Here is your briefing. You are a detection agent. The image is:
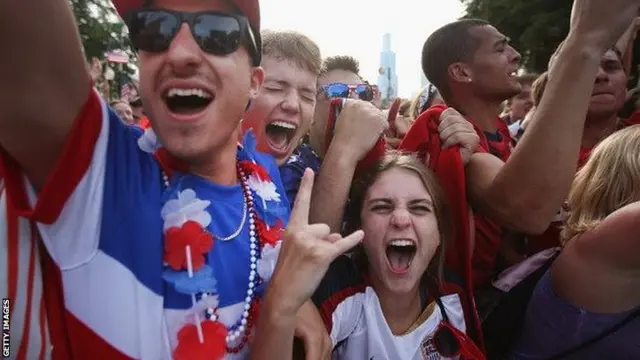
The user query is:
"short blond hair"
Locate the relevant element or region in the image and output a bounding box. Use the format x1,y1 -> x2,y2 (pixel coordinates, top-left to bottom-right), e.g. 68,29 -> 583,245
561,125 -> 640,243
261,30 -> 322,76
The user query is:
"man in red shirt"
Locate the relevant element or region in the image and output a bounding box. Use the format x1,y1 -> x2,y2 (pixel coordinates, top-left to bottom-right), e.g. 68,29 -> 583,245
421,11 -> 640,289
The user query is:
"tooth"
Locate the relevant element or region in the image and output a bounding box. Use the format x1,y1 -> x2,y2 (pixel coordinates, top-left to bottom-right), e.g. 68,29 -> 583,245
271,121 -> 296,129
390,240 -> 413,247
167,88 -> 212,98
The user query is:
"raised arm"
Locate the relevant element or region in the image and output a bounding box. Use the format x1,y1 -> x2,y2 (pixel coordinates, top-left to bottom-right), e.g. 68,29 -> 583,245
616,17 -> 639,75
0,0 -> 91,188
466,2 -> 640,235
252,170 -> 364,359
309,100 -> 388,232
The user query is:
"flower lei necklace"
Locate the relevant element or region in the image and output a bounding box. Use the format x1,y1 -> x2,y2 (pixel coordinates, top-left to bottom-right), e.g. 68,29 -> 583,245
143,130 -> 284,360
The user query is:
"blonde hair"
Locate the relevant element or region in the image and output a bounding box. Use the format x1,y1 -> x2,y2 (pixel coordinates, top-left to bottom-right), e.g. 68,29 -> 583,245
561,125 -> 640,243
261,30 -> 322,76
409,85 -> 437,119
531,72 -> 548,106
345,151 -> 453,282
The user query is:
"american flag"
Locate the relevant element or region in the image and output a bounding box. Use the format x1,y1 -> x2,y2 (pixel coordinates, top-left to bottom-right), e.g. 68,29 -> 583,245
120,82 -> 132,101
105,50 -> 130,64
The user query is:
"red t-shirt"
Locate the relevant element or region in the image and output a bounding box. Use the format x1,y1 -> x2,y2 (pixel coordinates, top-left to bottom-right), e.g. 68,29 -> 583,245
470,119 -> 515,288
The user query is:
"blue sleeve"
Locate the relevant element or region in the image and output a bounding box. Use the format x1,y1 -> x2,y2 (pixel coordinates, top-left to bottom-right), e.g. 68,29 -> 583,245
278,161 -> 305,207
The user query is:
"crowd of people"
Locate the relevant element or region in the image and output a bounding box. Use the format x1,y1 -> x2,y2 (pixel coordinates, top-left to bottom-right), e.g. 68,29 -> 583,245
1,0 -> 640,359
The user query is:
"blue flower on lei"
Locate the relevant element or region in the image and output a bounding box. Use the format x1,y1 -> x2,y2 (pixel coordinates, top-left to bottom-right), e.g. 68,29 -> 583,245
237,130 -> 258,163
163,265 -> 218,295
254,197 -> 288,226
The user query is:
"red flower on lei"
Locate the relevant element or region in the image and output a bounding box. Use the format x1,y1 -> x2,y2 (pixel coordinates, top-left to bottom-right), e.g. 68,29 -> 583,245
164,220 -> 214,271
255,218 -> 283,247
239,160 -> 271,182
174,320 -> 228,360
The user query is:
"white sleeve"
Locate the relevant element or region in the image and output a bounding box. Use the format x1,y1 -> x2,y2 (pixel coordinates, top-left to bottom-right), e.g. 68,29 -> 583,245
329,292 -> 365,346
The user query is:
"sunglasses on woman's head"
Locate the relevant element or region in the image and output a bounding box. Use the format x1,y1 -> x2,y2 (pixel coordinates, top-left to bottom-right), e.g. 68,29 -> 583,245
125,9 -> 260,65
320,82 -> 374,102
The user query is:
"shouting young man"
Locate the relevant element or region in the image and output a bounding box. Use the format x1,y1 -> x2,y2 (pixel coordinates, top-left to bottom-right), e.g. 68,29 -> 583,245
241,30 -> 324,204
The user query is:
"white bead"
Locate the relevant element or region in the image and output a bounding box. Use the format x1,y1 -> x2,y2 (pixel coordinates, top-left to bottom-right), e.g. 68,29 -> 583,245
250,270 -> 256,277
244,304 -> 251,311
241,318 -> 247,326
249,282 -> 254,289
250,256 -> 256,263
249,230 -> 255,237
249,274 -> 255,281
248,289 -> 254,296
238,325 -> 245,333
250,263 -> 256,270
250,224 -> 255,230
250,243 -> 257,249
250,250 -> 256,256
245,296 -> 252,303
243,311 -> 249,318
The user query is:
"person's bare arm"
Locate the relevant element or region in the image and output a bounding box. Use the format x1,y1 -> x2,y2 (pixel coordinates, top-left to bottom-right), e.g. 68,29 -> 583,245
309,143 -> 359,233
0,0 -> 91,188
576,201 -> 640,272
466,37 -> 615,235
616,17 -> 639,75
309,101 -> 388,233
552,201 -> 640,313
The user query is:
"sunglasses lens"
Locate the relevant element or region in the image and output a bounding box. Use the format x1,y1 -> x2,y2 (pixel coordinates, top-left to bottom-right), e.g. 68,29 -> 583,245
356,85 -> 373,101
326,84 -> 349,98
193,15 -> 242,55
434,325 -> 461,357
130,11 -> 179,52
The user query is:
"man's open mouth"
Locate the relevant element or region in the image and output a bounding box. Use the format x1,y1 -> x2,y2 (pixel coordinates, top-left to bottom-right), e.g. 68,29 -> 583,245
385,239 -> 417,274
265,121 -> 297,152
163,88 -> 213,114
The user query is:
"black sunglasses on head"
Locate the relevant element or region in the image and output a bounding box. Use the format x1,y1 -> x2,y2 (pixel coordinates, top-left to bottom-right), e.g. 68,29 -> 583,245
125,9 -> 260,65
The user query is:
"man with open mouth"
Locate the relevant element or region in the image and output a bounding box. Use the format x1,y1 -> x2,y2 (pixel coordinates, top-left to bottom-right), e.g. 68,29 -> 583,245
0,0 -> 326,359
242,30 -> 322,169
241,30 -> 325,205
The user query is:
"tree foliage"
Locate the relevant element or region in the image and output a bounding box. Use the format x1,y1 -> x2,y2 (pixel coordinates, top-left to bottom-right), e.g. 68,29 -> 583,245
462,0 -> 640,87
70,0 -> 137,98
462,0 -> 573,73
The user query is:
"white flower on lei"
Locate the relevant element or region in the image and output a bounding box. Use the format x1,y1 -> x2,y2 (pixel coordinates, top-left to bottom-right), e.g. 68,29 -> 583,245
161,189 -> 212,230
247,174 -> 280,203
185,294 -> 219,323
137,128 -> 162,154
257,241 -> 281,282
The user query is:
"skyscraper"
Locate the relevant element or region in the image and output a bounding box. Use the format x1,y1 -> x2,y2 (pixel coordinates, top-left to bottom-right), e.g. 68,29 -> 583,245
420,72 -> 429,89
377,33 -> 398,102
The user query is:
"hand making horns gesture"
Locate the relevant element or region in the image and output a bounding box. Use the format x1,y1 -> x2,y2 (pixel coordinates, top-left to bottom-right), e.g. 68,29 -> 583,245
267,169 -> 365,313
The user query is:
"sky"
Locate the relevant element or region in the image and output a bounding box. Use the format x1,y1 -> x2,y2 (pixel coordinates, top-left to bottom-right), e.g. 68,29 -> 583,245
260,0 -> 466,98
